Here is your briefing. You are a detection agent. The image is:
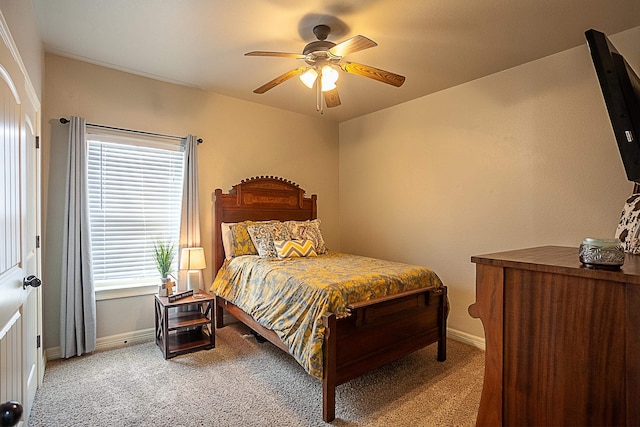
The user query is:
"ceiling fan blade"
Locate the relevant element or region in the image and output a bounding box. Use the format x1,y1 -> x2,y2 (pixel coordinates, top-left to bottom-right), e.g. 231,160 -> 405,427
341,62 -> 406,87
323,88 -> 341,108
329,35 -> 377,57
245,51 -> 306,59
253,67 -> 307,94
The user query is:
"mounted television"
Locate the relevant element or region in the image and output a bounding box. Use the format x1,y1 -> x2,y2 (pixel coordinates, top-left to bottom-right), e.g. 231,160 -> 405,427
585,29 -> 640,183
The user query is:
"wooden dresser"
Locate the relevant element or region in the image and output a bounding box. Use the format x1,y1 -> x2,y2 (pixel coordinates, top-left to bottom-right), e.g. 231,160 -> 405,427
469,246 -> 640,426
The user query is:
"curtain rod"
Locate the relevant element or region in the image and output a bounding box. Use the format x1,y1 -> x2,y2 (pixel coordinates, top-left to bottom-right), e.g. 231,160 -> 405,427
59,117 -> 203,144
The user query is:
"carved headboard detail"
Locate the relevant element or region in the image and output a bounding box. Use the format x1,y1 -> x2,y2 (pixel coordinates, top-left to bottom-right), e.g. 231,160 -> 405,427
212,176 -> 317,273
230,176 -> 306,209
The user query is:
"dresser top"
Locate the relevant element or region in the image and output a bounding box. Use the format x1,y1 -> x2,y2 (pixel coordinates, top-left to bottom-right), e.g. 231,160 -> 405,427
472,245 -> 640,285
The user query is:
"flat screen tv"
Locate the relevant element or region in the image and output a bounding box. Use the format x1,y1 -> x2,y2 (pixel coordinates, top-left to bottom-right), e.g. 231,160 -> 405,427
585,29 -> 640,183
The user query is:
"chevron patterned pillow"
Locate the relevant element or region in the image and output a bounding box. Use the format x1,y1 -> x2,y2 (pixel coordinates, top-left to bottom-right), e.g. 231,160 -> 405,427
273,239 -> 317,258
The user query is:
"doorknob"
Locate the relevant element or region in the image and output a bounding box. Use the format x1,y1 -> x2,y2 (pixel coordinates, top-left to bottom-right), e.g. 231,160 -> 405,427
0,401 -> 22,427
23,275 -> 42,290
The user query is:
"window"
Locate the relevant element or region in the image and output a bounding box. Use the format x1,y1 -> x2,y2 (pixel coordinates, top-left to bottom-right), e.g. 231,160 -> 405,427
87,131 -> 184,290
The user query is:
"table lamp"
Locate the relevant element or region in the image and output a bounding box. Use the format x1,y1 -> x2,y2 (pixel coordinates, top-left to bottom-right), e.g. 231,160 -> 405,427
179,247 -> 206,292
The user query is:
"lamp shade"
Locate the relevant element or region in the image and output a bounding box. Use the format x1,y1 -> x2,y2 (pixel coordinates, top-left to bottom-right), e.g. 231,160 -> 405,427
300,68 -> 318,88
321,65 -> 338,91
180,247 -> 206,270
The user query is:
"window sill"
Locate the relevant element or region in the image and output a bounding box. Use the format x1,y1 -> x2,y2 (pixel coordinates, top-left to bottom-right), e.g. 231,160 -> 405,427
95,284 -> 159,301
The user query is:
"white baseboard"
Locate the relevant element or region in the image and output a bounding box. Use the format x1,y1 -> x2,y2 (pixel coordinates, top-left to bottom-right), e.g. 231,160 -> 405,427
45,328 -> 155,361
447,327 -> 485,350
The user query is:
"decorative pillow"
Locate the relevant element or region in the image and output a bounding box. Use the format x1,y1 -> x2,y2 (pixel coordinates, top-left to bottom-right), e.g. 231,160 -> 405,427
274,240 -> 317,258
221,222 -> 236,259
230,221 -> 258,256
247,222 -> 291,258
285,219 -> 327,254
615,193 -> 640,254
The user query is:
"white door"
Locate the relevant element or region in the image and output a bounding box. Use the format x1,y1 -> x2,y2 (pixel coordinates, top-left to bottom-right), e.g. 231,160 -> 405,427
22,117 -> 43,419
0,16 -> 43,427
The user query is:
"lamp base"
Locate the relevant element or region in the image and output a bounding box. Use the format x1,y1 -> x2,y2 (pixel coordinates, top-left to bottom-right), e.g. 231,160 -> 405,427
186,270 -> 200,293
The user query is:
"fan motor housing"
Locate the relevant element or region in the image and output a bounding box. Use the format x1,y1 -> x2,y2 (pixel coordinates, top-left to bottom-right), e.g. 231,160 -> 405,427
303,40 -> 336,56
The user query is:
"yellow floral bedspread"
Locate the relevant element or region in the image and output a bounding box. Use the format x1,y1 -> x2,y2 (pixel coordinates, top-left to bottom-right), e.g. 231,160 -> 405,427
210,251 -> 444,379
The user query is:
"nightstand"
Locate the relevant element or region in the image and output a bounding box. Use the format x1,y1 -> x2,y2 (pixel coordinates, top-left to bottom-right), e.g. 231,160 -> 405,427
154,291 -> 215,359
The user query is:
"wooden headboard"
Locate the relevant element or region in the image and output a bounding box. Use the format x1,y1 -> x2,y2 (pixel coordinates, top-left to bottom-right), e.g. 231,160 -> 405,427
212,176 -> 317,273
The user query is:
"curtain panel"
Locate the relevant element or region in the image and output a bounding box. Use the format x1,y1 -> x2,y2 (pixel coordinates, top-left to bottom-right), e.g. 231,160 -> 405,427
178,135 -> 203,290
60,116 -> 97,358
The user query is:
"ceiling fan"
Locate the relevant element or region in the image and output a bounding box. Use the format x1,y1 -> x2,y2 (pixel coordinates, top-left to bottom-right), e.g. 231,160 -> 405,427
245,24 -> 406,113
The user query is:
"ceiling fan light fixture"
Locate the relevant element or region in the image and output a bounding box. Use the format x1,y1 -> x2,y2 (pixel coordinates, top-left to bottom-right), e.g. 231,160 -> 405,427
300,68 -> 318,88
321,80 -> 337,92
247,23 -> 404,113
321,65 -> 339,91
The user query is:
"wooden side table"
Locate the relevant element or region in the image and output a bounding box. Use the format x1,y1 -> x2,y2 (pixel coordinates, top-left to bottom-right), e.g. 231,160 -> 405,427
154,291 -> 215,359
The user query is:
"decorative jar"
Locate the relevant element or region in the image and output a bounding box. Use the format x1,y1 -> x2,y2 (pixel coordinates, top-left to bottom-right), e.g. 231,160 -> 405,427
578,237 -> 624,268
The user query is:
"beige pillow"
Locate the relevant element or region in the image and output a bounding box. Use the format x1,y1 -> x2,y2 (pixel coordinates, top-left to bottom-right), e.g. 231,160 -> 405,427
284,219 -> 327,254
247,222 -> 290,258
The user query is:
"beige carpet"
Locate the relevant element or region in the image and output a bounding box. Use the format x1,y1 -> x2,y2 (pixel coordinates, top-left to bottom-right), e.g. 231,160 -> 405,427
29,323 -> 484,426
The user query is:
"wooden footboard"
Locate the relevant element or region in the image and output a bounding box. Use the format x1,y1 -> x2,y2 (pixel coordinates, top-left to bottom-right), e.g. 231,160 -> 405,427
322,285 -> 447,421
216,285 -> 448,422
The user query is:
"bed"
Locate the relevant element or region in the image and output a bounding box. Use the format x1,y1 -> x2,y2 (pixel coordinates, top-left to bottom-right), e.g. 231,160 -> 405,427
210,176 -> 448,422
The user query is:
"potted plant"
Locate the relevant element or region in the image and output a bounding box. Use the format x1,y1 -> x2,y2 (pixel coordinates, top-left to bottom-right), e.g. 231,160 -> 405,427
153,241 -> 175,295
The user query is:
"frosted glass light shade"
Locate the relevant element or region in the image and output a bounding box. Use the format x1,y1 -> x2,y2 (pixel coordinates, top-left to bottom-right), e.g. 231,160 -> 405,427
321,66 -> 339,92
321,81 -> 336,91
322,66 -> 338,84
300,68 -> 318,88
300,66 -> 338,91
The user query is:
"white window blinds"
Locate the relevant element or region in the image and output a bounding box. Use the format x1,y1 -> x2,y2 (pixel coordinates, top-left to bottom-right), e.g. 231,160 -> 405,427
87,132 -> 184,288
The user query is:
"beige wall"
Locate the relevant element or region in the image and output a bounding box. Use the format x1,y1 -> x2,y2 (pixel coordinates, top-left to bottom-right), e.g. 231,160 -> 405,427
39,25 -> 640,350
42,54 -> 339,349
339,26 -> 639,342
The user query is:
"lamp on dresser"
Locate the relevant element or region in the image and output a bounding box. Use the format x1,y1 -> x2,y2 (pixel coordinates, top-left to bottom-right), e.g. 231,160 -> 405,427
179,247 -> 206,292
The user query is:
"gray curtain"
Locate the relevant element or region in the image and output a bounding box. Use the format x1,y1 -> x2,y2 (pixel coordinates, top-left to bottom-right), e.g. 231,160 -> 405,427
178,135 -> 202,290
60,116 -> 96,358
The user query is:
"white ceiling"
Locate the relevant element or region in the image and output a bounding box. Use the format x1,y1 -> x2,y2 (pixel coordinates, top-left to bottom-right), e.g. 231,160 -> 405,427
32,0 -> 640,122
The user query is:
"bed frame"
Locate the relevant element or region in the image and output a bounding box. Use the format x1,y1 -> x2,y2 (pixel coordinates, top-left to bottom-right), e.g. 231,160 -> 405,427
212,176 -> 448,422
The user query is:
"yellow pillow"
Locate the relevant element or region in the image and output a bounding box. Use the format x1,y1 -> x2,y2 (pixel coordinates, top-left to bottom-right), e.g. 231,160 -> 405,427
273,240 -> 317,258
230,221 -> 258,256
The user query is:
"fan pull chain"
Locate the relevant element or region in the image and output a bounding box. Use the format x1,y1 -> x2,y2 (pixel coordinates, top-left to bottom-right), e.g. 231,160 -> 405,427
317,74 -> 324,114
